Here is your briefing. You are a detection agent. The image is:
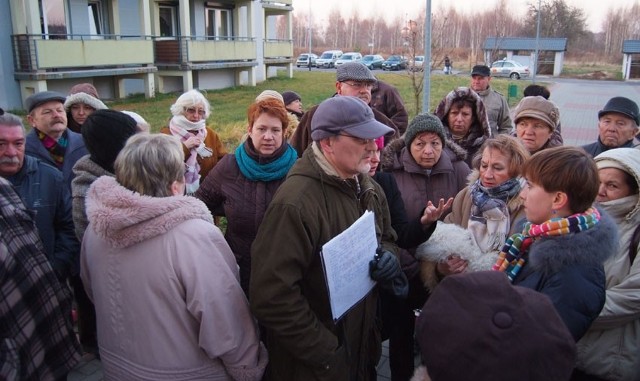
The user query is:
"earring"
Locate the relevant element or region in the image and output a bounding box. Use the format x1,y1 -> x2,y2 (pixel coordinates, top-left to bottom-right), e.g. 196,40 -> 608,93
552,209 -> 557,215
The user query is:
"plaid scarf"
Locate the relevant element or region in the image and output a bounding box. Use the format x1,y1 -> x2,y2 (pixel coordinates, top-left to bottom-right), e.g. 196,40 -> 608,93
493,207 -> 601,281
35,128 -> 68,169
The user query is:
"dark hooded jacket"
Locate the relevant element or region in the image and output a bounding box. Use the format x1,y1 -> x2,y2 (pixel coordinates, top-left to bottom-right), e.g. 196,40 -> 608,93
250,145 -> 398,381
512,208 -> 618,341
434,87 -> 492,167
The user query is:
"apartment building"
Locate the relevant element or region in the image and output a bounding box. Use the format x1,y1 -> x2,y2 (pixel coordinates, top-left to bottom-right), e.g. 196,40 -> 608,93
0,0 -> 293,110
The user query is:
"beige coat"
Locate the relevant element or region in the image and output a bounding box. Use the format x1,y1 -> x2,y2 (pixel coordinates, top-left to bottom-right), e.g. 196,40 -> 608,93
420,172 -> 526,291
576,148 -> 640,381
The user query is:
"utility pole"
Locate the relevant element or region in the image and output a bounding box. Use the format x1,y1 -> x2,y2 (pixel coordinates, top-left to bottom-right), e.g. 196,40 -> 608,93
308,3 -> 312,71
533,0 -> 541,83
423,0 -> 431,113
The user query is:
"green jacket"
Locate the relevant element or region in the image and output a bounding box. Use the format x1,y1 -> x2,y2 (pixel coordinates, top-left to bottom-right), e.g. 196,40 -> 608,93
250,147 -> 397,381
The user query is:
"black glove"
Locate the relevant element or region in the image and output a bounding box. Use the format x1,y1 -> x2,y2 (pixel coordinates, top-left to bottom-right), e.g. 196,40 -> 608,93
370,249 -> 409,298
369,250 -> 401,282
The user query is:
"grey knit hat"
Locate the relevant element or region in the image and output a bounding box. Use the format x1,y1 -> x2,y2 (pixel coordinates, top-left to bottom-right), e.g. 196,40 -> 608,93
404,113 -> 446,146
336,62 -> 377,83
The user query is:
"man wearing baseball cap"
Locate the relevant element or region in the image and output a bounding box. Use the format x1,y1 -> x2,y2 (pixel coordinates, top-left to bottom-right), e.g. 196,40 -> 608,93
290,61 -> 399,157
469,64 -> 513,136
24,91 -> 87,190
581,96 -> 639,157
251,96 -> 405,381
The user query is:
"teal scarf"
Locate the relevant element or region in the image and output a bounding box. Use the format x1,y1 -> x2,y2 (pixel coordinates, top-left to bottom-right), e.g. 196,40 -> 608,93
235,141 -> 297,182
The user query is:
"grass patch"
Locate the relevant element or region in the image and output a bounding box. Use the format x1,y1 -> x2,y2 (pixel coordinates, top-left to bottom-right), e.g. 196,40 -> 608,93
103,71 -> 529,149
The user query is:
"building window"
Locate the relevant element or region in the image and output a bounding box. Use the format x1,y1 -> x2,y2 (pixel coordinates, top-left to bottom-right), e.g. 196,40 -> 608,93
205,8 -> 233,40
159,5 -> 178,38
88,1 -> 104,37
39,0 -> 67,38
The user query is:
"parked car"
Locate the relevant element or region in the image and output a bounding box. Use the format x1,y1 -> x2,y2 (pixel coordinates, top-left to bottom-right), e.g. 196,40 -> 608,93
382,55 -> 408,71
409,55 -> 425,71
490,59 -> 530,79
335,52 -> 363,67
316,50 -> 343,68
360,54 -> 385,70
296,53 -> 318,68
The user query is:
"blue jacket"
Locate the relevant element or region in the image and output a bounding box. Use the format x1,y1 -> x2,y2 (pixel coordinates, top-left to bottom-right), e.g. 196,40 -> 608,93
25,129 -> 87,191
8,155 -> 80,278
513,208 -> 618,341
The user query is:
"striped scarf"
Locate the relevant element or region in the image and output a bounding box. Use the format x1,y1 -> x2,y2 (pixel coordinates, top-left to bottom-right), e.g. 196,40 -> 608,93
493,207 -> 601,281
35,128 -> 68,169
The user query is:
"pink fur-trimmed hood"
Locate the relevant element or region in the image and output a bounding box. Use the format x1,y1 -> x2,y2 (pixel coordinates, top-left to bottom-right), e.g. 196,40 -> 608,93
86,176 -> 214,249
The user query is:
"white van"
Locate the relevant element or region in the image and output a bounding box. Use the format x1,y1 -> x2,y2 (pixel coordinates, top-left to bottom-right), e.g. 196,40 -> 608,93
316,50 -> 343,68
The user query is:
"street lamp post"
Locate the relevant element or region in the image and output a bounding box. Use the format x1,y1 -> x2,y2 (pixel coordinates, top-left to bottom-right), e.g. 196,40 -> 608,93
533,0 -> 541,82
423,0 -> 432,113
308,3 -> 312,71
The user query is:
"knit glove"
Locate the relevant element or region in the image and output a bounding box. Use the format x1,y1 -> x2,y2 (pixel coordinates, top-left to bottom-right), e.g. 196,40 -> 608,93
369,249 -> 409,298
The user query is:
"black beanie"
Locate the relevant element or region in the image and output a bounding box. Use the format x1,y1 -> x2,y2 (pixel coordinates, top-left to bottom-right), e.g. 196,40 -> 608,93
81,109 -> 138,173
281,91 -> 301,106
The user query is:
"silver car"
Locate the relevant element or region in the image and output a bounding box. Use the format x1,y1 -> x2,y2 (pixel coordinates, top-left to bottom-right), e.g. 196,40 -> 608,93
490,59 -> 530,79
296,53 -> 318,68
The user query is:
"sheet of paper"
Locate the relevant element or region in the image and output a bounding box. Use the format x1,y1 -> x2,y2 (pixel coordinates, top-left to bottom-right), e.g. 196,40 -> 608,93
321,210 -> 378,322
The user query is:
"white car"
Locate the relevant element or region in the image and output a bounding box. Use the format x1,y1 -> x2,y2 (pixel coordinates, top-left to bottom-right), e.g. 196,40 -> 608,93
335,52 -> 363,67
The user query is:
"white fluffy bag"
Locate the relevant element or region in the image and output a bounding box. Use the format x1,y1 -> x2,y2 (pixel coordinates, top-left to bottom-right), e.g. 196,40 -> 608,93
415,221 -> 499,272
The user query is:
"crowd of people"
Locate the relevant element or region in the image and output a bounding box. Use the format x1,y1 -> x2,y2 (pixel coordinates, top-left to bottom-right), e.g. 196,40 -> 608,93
0,61 -> 638,381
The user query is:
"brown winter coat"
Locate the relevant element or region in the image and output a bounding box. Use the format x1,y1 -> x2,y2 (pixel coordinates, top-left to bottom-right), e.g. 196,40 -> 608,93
381,138 -> 470,277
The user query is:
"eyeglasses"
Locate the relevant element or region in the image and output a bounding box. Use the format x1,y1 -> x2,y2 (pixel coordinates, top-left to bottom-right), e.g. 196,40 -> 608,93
184,107 -> 206,117
341,81 -> 375,90
336,133 -> 375,145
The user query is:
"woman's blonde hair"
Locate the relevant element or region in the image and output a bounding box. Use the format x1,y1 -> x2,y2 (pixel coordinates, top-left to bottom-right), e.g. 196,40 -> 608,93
169,89 -> 211,118
115,134 -> 184,197
473,135 -> 530,177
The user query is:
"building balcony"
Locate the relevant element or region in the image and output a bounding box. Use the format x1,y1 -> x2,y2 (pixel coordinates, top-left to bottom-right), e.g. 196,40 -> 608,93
264,39 -> 293,64
12,34 -> 155,79
154,37 -> 257,70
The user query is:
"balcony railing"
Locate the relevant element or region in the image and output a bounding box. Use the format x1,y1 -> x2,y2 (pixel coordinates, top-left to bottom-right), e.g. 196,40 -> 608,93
154,36 -> 257,66
264,39 -> 293,59
12,34 -> 154,72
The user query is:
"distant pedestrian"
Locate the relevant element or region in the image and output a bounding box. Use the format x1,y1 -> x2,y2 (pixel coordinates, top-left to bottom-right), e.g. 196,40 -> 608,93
443,56 -> 452,74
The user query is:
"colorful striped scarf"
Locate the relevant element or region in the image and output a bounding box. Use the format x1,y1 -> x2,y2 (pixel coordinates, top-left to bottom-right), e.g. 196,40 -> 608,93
35,128 -> 68,169
493,207 -> 601,281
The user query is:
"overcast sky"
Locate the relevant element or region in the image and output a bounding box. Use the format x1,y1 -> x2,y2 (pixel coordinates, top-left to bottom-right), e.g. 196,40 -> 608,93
293,0 -> 635,34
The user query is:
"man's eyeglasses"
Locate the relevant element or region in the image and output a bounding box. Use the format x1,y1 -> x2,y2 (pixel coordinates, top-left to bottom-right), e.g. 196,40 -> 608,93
336,133 -> 375,145
341,81 -> 375,90
184,107 -> 206,117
